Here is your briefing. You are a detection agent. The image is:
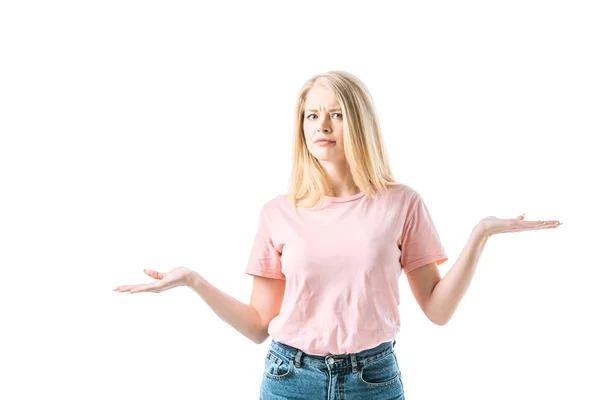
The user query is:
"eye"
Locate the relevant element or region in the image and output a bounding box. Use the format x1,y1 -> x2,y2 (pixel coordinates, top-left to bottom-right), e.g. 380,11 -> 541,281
305,113 -> 342,120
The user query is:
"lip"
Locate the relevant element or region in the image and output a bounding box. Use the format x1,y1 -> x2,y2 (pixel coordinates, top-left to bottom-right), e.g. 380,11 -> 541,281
314,139 -> 335,144
315,141 -> 335,147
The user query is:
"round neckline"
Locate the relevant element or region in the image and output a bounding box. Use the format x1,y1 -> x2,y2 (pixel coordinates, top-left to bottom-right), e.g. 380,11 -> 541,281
324,191 -> 365,203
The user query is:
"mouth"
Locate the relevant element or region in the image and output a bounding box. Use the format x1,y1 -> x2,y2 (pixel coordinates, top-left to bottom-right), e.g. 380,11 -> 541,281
315,140 -> 336,146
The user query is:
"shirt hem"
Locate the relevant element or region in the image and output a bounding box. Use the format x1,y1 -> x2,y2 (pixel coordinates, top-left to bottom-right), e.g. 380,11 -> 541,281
403,254 -> 448,273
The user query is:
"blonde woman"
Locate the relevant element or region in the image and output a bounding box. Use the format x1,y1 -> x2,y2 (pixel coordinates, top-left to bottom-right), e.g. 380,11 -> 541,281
114,71 -> 562,399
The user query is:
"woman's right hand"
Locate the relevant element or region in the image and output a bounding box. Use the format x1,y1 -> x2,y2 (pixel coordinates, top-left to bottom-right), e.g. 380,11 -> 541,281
113,266 -> 193,294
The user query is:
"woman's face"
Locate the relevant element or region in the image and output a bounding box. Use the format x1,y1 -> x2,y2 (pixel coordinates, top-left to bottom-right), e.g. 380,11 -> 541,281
302,84 -> 346,164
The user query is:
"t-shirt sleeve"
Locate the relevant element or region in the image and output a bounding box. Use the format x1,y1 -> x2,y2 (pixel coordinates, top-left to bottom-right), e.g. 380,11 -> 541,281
399,192 -> 448,273
244,202 -> 285,280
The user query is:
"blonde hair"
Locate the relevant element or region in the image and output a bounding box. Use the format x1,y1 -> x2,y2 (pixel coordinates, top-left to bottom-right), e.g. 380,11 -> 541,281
285,70 -> 403,212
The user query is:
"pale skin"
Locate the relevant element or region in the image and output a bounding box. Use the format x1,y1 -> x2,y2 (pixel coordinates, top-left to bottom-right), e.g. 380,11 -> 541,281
113,84 -> 563,337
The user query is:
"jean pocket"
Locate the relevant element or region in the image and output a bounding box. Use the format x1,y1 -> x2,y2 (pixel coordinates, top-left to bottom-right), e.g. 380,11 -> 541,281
358,352 -> 400,387
264,349 -> 295,380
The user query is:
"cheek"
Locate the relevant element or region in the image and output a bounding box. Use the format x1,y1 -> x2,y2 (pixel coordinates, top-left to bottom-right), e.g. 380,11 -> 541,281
302,132 -> 312,151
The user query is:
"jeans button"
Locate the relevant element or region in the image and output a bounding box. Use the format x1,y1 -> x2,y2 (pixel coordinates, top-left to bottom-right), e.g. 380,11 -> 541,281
328,357 -> 334,364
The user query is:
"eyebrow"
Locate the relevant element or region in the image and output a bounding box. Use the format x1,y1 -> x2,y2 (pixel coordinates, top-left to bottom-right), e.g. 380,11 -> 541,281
305,108 -> 342,113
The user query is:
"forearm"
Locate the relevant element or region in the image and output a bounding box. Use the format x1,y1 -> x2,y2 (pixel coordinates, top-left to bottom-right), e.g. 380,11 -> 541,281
426,225 -> 489,325
186,271 -> 266,344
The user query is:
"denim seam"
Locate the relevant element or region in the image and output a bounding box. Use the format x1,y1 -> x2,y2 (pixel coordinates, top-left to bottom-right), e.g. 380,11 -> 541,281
357,354 -> 400,388
264,351 -> 294,381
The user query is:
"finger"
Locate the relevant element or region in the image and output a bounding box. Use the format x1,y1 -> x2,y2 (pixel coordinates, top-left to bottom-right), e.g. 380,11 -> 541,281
529,221 -> 562,230
144,269 -> 164,280
114,283 -> 158,292
114,285 -> 134,292
129,283 -> 160,294
535,220 -> 561,226
542,220 -> 562,227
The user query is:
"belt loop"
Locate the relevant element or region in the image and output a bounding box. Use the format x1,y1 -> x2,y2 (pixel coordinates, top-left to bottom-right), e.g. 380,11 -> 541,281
350,353 -> 358,373
393,339 -> 396,348
294,349 -> 303,368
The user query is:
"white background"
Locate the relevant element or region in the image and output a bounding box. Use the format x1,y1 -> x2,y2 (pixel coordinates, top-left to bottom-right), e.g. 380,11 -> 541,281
1,1 -> 598,399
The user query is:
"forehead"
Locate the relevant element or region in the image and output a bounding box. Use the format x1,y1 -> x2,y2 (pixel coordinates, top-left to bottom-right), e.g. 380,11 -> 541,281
304,85 -> 340,110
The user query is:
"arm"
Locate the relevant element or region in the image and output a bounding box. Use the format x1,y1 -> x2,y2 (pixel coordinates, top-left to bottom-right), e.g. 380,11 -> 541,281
408,214 -> 561,325
186,271 -> 285,344
406,224 -> 488,326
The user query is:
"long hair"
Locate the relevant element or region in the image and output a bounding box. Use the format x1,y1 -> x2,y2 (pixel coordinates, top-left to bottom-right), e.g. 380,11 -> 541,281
285,70 -> 402,212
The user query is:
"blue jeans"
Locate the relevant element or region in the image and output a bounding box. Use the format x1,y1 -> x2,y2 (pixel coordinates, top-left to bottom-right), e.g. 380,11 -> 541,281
260,339 -> 404,399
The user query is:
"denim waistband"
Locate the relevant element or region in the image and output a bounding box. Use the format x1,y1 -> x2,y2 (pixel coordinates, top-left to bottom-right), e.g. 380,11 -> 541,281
268,339 -> 397,373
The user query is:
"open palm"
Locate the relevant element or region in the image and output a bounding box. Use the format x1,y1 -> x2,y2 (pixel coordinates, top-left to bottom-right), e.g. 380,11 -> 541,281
113,267 -> 192,294
480,213 -> 562,237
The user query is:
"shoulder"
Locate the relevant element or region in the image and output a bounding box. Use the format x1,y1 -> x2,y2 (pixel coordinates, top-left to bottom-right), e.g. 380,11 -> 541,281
257,194 -> 287,216
383,182 -> 418,202
378,183 -> 431,217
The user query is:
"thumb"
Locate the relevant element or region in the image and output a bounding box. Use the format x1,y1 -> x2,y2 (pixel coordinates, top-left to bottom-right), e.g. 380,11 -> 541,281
143,269 -> 164,280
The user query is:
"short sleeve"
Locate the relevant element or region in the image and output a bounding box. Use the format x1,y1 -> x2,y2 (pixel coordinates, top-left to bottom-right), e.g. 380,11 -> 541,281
399,192 -> 448,273
244,203 -> 285,280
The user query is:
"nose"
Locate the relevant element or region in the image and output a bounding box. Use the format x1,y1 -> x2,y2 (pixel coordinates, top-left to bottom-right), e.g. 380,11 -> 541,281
318,118 -> 331,133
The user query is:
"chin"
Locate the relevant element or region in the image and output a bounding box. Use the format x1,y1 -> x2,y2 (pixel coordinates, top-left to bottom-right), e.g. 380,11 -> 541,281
313,154 -> 345,163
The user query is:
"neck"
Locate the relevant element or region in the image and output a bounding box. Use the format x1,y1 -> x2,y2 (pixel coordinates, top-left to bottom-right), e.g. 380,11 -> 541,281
321,163 -> 359,197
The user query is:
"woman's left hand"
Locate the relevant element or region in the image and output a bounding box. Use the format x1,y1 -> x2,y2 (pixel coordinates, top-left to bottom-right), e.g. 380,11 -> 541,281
478,213 -> 562,238
113,266 -> 193,294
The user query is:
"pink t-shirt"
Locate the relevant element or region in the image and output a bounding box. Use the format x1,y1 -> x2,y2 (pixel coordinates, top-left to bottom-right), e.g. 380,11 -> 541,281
244,184 -> 448,356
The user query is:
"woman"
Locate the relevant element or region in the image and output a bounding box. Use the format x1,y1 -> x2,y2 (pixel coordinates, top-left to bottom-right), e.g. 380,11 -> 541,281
114,70 -> 561,399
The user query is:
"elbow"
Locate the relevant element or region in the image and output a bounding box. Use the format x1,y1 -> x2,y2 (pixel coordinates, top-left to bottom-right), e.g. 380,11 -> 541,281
425,302 -> 451,326
429,317 -> 447,326
252,327 -> 269,344
426,311 -> 450,326
252,335 -> 267,345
